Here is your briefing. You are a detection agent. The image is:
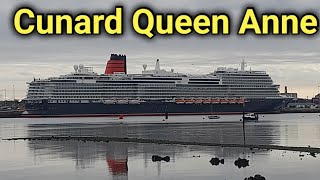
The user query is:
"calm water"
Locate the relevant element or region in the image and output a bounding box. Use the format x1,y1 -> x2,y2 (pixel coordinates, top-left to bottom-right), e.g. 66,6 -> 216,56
1,113 -> 320,180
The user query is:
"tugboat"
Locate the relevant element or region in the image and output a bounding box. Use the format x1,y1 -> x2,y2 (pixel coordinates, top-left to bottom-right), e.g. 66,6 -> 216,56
243,113 -> 259,121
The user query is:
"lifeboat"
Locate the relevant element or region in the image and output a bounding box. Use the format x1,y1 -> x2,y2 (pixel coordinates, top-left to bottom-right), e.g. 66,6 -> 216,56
229,98 -> 238,104
237,99 -> 245,104
117,99 -> 129,104
129,99 -> 141,104
194,99 -> 203,104
103,100 -> 116,104
203,99 -> 212,104
220,98 -> 229,104
185,99 -> 195,104
175,99 -> 185,104
212,98 -> 220,104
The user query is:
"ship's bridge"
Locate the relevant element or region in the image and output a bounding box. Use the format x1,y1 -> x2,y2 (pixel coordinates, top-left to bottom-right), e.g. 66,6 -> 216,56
214,60 -> 267,75
215,67 -> 239,73
214,67 -> 267,75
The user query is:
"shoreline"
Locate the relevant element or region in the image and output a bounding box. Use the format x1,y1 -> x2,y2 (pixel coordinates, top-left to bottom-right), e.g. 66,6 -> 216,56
1,110 -> 320,118
4,136 -> 320,154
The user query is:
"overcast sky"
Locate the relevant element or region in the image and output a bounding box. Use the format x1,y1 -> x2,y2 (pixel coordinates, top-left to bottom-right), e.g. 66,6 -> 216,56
1,0 -> 320,99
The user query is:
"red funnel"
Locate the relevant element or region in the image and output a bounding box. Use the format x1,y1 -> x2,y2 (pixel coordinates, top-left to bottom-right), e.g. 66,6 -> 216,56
105,54 -> 127,74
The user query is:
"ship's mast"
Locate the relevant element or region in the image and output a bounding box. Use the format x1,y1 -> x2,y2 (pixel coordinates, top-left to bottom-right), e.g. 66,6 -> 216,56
240,59 -> 247,71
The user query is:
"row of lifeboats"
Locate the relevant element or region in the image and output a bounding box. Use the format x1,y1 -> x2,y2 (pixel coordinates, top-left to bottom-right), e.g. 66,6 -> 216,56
102,99 -> 145,104
175,98 -> 246,104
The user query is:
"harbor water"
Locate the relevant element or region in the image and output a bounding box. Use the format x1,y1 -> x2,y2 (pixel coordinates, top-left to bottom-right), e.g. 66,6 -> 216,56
1,113 -> 320,180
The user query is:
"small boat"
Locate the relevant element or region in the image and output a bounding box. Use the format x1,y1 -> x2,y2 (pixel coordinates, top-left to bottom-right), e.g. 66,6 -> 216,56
243,113 -> 259,121
0,107 -> 24,118
208,115 -> 220,119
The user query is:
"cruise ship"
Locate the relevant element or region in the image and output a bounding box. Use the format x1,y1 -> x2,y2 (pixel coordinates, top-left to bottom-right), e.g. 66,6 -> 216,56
23,54 -> 291,117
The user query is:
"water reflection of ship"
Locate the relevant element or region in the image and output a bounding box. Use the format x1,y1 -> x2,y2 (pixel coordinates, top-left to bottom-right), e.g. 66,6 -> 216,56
25,121 -> 277,178
27,123 -> 130,179
106,142 -> 128,180
26,123 -> 185,178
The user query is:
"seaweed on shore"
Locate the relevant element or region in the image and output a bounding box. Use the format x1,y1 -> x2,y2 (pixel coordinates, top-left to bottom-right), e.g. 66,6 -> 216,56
244,174 -> 266,180
3,136 -> 320,154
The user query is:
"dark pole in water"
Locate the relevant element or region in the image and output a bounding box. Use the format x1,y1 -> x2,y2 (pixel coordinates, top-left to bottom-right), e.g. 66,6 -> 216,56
3,89 -> 7,107
242,100 -> 246,145
165,105 -> 168,120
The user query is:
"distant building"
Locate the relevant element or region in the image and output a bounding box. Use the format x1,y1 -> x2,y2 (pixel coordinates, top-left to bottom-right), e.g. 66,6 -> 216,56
287,102 -> 319,109
312,93 -> 320,104
280,86 -> 298,99
281,92 -> 298,99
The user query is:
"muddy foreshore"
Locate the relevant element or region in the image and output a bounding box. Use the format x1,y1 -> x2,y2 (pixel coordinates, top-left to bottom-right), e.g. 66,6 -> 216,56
3,136 -> 320,154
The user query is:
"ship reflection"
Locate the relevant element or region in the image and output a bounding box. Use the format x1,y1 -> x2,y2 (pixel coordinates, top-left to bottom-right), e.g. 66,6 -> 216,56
25,120 -> 277,179
106,142 -> 128,180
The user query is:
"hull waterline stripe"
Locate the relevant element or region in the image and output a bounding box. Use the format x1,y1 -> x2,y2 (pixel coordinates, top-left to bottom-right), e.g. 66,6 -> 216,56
21,111 -> 280,118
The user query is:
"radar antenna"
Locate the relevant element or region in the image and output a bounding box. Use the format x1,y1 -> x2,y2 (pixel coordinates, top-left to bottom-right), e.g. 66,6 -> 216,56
143,64 -> 147,71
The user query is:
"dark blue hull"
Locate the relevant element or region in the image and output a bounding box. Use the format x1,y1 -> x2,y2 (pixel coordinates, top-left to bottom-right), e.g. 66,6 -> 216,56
23,98 -> 290,117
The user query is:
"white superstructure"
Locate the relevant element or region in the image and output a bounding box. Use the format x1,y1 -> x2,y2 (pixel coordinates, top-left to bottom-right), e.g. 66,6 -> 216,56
26,59 -> 282,104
